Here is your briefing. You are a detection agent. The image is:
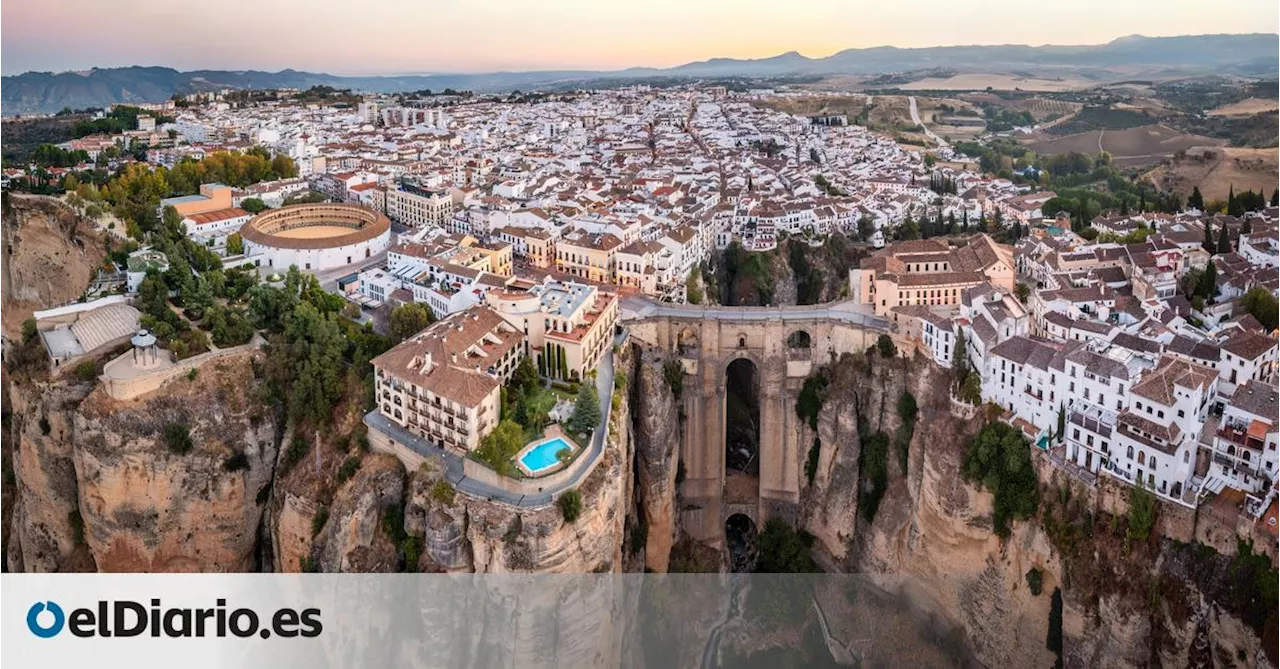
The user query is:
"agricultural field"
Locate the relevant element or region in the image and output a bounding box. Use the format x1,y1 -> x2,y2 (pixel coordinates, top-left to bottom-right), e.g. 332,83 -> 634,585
898,72 -> 1091,92
1208,98 -> 1280,117
1143,146 -> 1279,201
1025,124 -> 1226,168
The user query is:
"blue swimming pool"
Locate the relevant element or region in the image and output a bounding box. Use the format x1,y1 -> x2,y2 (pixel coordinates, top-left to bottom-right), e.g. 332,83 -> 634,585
519,437 -> 573,474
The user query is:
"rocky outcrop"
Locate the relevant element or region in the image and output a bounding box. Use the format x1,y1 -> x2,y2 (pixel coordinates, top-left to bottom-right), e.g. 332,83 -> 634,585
310,454 -> 404,573
5,350 -> 277,573
6,377 -> 96,572
631,348 -> 680,572
1,195 -> 104,338
71,351 -> 277,572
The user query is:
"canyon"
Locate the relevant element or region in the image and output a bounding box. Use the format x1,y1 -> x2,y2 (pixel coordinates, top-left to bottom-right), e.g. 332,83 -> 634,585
2,197 -> 1274,667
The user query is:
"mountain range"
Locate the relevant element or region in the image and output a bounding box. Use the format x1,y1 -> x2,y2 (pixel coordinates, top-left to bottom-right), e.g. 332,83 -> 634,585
3,33 -> 1276,115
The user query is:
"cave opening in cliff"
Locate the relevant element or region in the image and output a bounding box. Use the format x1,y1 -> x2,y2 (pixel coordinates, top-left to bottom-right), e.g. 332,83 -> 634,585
724,513 -> 758,573
724,357 -> 760,482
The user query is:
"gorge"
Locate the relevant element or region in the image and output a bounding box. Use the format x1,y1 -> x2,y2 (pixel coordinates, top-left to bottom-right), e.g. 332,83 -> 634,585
2,196 -> 1275,667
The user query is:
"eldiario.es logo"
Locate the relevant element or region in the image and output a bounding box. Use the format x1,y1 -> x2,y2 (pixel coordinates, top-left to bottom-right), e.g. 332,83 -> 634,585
26,600 -> 322,639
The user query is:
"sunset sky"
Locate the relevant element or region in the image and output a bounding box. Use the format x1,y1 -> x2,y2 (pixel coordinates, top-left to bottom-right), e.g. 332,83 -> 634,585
3,0 -> 1277,75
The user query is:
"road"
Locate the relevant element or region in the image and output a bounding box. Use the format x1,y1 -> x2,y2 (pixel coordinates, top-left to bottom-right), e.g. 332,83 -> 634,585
620,296 -> 892,331
908,97 -> 948,149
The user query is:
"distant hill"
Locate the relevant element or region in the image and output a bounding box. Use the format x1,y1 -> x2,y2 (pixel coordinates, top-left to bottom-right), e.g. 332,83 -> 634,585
3,34 -> 1276,115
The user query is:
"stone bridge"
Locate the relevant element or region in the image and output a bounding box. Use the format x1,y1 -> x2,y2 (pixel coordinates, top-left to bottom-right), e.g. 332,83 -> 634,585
622,298 -> 893,546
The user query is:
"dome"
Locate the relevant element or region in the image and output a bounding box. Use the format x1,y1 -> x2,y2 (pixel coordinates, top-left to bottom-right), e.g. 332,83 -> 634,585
131,329 -> 157,348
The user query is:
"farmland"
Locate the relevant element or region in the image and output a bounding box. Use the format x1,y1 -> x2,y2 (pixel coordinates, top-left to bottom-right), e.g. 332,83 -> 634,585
1026,125 -> 1226,168
1143,146 -> 1280,201
897,72 -> 1091,92
1208,98 -> 1280,117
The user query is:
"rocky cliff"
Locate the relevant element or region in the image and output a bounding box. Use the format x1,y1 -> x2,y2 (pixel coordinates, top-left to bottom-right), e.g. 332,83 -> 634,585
5,350 -> 280,572
1,194 -> 105,339
789,350 -> 1275,669
630,347 -> 681,572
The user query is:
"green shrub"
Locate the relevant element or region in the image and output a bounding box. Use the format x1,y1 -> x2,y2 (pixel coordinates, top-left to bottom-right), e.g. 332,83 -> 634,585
431,480 -> 456,505
876,334 -> 897,358
795,374 -> 827,429
186,368 -> 199,381
222,451 -> 250,472
961,422 -> 1040,538
283,436 -> 309,470
311,504 -> 329,536
558,489 -> 582,522
756,518 -> 818,573
401,535 -> 423,573
163,423 -> 194,455
662,360 -> 684,398
381,505 -> 406,543
858,431 -> 890,522
1126,483 -> 1157,546
336,455 -> 361,484
73,360 -> 98,381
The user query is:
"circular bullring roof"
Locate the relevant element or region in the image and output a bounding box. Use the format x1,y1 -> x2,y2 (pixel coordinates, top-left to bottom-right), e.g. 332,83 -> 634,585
239,203 -> 391,250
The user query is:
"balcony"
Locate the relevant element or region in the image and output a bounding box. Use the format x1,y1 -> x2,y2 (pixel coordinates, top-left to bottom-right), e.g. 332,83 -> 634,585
1216,425 -> 1264,451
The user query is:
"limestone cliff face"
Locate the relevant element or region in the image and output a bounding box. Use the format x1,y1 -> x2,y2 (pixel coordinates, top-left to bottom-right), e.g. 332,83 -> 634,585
796,351 -> 1273,669
1,195 -> 105,338
5,351 -> 277,573
6,377 -> 96,572
72,352 -> 278,572
631,348 -> 680,572
310,454 -> 404,573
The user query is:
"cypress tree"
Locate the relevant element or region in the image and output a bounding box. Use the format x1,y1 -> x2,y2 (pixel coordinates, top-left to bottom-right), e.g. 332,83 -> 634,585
1218,223 -> 1231,255
1199,261 -> 1218,302
1187,186 -> 1204,211
1271,189 -> 1278,207
1203,219 -> 1216,255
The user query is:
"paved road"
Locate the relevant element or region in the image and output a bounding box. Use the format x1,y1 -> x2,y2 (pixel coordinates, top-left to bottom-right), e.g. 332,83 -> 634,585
908,96 -> 949,149
620,296 -> 892,331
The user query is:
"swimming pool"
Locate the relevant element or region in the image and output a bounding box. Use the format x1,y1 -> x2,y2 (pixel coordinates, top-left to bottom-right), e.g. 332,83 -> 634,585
519,437 -> 574,475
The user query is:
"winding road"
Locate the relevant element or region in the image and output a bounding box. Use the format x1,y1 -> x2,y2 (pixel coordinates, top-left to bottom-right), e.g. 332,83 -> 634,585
908,96 -> 949,149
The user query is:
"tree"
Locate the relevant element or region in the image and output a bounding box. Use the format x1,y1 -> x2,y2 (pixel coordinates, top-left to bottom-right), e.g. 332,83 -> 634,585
1056,402 -> 1066,442
1198,261 -> 1218,302
240,197 -> 267,213
1227,184 -> 1244,217
569,384 -> 602,436
1239,287 -> 1279,331
1271,189 -> 1278,207
1202,219 -> 1216,255
226,232 -> 244,256
1218,222 -> 1232,255
1187,186 -> 1204,211
951,329 -> 969,378
876,334 -> 897,359
961,422 -> 1040,538
474,419 -> 523,475
282,302 -> 347,427
558,489 -> 582,522
856,215 -> 874,242
388,302 -> 434,340
1015,282 -> 1031,304
685,267 -> 703,305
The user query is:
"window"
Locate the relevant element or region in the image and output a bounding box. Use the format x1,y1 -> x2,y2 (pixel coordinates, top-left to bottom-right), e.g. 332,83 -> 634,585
1127,445 -> 1134,459
1177,410 -> 1185,418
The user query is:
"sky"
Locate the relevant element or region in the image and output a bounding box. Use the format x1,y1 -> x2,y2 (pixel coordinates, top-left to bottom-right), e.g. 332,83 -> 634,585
3,0 -> 1277,75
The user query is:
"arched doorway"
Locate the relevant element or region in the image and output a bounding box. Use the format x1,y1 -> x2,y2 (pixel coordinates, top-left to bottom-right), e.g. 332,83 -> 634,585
724,514 -> 758,573
724,357 -> 760,505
